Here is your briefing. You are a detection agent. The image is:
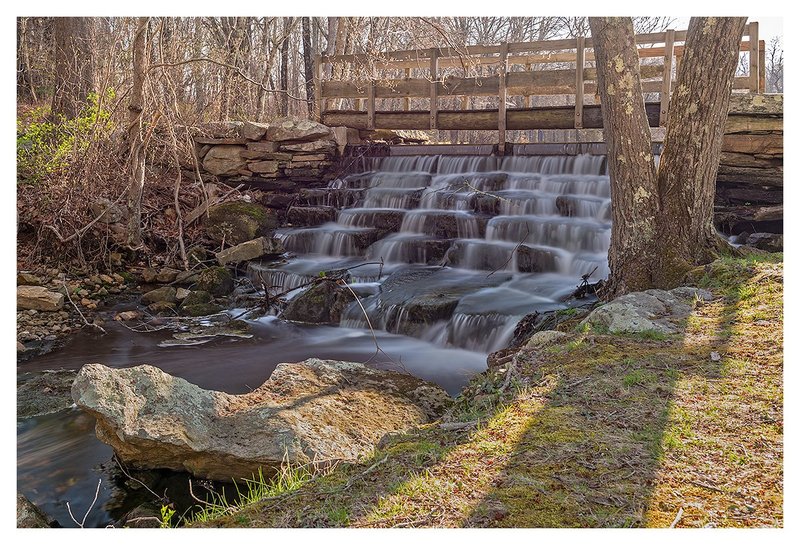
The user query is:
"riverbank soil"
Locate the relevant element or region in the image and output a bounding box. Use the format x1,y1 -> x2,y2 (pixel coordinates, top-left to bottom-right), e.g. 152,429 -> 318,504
192,253 -> 782,528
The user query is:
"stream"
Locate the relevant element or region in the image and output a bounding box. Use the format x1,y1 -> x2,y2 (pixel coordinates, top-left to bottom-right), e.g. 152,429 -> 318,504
17,152 -> 611,527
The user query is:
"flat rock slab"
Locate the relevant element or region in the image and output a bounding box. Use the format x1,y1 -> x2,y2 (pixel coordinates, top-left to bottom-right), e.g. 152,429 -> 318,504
580,286 -> 713,335
72,359 -> 451,481
17,285 -> 64,311
216,237 -> 284,266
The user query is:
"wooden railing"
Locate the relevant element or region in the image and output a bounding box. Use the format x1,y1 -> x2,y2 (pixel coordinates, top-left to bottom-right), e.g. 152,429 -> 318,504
315,22 -> 764,150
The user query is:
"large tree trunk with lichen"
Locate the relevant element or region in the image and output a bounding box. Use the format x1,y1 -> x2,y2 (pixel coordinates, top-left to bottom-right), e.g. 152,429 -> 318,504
589,17 -> 660,296
654,17 -> 747,284
127,17 -> 148,248
51,17 -> 95,119
590,16 -> 746,297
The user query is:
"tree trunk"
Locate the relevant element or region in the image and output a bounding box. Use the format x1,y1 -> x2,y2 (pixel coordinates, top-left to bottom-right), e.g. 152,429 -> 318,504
127,17 -> 148,249
51,17 -> 94,119
302,17 -> 315,117
17,18 -> 38,102
654,17 -> 747,284
279,17 -> 294,116
589,17 -> 660,295
591,16 -> 747,296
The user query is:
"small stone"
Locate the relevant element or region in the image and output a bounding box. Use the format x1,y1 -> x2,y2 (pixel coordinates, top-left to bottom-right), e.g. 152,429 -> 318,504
176,288 -> 191,301
112,273 -> 125,284
141,268 -> 158,283
96,287 -> 109,297
99,274 -> 115,285
114,310 -> 141,321
27,309 -> 38,316
141,286 -> 178,305
43,335 -> 57,341
17,272 -> 42,286
78,289 -> 89,297
156,268 -> 180,283
148,301 -> 176,314
89,275 -> 102,285
17,341 -> 26,352
710,351 -> 721,362
81,298 -> 93,307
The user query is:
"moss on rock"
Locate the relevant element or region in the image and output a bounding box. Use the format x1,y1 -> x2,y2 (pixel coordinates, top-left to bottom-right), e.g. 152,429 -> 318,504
196,267 -> 234,296
205,202 -> 277,245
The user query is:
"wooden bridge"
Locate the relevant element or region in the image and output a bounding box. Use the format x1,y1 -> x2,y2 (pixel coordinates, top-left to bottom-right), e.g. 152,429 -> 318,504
313,22 -> 765,151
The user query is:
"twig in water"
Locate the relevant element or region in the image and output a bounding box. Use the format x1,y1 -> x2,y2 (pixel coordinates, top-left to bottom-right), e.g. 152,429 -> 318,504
114,454 -> 166,502
487,224 -> 530,279
66,478 -> 102,528
61,275 -> 106,334
337,280 -> 398,367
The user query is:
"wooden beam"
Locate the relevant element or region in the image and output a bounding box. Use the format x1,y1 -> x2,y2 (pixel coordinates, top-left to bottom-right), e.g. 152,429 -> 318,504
313,54 -> 323,122
498,42 -> 509,154
575,37 -> 585,129
759,39 -> 766,93
403,68 -> 410,111
321,64 -> 665,100
660,29 -> 675,126
367,81 -> 376,129
749,21 -> 759,92
430,50 -> 438,129
524,62 -> 533,108
322,102 -> 663,131
320,30 -> 688,66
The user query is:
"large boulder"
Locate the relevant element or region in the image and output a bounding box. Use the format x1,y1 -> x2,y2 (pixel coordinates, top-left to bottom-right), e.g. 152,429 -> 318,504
580,287 -> 713,335
205,202 -> 277,245
281,281 -> 356,324
72,360 -> 451,481
265,118 -> 334,143
17,285 -> 64,311
201,145 -> 247,176
215,237 -> 285,266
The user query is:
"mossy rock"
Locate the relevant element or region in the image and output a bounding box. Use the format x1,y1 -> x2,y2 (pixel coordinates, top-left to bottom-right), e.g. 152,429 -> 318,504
205,202 -> 277,245
196,267 -> 234,296
181,290 -> 213,307
282,281 -> 356,324
180,303 -> 224,317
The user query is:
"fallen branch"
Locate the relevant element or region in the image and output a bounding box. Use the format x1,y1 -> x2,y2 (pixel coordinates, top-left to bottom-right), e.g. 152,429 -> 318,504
61,276 -> 106,335
66,478 -> 102,528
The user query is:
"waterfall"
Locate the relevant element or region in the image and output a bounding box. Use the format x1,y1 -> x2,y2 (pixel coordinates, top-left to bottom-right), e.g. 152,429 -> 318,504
250,154 -> 611,353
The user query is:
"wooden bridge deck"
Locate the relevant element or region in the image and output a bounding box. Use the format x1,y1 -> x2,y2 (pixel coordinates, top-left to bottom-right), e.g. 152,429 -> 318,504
315,22 -> 766,150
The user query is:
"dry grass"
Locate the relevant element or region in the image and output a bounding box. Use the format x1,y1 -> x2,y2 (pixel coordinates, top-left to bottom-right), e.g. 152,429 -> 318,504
191,253 -> 783,528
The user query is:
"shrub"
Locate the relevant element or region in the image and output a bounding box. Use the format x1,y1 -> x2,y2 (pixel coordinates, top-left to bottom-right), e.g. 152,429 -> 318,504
17,88 -> 115,183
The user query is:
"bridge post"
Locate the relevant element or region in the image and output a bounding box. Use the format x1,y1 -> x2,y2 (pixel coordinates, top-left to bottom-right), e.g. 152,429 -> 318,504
367,81 -> 376,130
403,68 -> 411,111
660,29 -> 675,126
575,37 -> 585,129
430,50 -> 439,130
748,21 -> 759,93
313,54 -> 323,122
498,42 -> 509,155
759,39 -> 766,93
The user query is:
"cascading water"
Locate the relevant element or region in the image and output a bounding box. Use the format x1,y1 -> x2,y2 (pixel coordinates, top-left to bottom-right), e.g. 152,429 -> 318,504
18,153 -> 612,527
250,153 -> 611,355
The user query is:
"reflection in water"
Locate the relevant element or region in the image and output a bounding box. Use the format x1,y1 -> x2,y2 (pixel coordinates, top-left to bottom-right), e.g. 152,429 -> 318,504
17,318 -> 487,527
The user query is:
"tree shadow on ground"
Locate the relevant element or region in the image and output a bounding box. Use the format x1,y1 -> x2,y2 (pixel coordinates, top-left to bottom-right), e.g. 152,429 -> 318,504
195,255 -> 782,528
463,254 -> 782,527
